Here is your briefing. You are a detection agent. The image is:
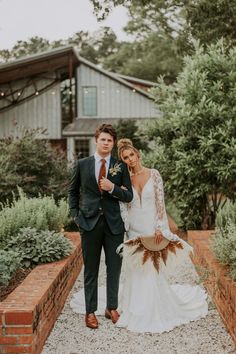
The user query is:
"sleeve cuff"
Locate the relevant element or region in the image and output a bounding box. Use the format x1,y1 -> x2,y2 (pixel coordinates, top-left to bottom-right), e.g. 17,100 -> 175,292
108,184 -> 115,194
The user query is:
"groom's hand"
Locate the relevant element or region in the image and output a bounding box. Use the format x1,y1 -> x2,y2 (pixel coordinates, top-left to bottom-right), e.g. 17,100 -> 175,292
100,177 -> 114,192
155,230 -> 164,244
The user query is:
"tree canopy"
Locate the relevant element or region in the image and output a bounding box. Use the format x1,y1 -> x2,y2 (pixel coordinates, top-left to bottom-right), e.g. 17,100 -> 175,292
90,0 -> 236,48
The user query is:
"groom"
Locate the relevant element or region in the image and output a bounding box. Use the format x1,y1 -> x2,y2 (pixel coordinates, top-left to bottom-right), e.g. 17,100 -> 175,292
68,123 -> 133,329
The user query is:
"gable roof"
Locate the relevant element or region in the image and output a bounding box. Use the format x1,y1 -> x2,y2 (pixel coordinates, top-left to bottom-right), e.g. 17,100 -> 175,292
115,73 -> 157,88
0,46 -> 154,99
0,46 -> 79,84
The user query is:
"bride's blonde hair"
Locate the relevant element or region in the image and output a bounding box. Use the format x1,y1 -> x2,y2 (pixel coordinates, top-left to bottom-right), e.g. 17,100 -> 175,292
117,138 -> 140,159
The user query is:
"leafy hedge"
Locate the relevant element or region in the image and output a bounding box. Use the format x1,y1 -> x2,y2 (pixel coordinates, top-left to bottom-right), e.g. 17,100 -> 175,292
212,200 -> 236,281
0,128 -> 70,206
142,40 -> 236,229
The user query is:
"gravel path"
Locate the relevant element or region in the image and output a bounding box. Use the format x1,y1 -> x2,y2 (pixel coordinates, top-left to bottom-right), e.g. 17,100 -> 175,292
42,252 -> 236,354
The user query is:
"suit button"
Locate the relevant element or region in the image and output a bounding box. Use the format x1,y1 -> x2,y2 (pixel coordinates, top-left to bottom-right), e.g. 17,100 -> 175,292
99,207 -> 102,211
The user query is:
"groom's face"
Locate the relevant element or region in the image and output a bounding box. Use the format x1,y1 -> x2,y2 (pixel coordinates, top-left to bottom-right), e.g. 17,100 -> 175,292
96,132 -> 114,157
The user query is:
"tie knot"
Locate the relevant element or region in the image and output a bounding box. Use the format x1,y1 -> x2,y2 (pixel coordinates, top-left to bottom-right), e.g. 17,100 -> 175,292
101,159 -> 106,165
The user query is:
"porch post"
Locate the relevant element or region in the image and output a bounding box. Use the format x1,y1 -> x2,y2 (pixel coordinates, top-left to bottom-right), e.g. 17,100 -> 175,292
67,137 -> 75,162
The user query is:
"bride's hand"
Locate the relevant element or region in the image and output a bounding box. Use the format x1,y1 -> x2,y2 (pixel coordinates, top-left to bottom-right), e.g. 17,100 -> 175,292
121,185 -> 127,190
155,230 -> 164,244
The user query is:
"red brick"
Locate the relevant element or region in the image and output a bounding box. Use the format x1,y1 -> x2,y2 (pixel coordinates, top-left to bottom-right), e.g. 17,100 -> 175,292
5,312 -> 33,325
0,336 -> 18,344
18,336 -> 33,345
0,233 -> 83,354
2,345 -> 32,353
190,230 -> 236,346
5,327 -> 33,335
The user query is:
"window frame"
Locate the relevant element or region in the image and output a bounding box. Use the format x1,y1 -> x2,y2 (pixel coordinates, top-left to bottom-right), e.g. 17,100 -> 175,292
82,86 -> 97,117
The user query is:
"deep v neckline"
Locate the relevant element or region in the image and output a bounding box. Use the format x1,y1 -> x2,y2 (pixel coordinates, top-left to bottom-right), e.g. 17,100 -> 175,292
132,176 -> 151,202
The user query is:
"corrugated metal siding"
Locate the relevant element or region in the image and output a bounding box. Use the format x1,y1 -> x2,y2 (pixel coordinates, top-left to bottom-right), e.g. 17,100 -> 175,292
77,64 -> 159,119
0,80 -> 61,139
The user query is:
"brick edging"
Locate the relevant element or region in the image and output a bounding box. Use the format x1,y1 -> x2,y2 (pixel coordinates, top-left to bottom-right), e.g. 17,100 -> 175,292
0,232 -> 83,354
188,230 -> 236,346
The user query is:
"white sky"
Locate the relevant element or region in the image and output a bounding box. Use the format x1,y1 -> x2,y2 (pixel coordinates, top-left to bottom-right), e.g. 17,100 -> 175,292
0,0 -> 129,49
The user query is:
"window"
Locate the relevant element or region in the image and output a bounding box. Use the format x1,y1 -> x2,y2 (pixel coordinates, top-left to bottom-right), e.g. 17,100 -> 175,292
82,86 -> 97,116
75,139 -> 90,159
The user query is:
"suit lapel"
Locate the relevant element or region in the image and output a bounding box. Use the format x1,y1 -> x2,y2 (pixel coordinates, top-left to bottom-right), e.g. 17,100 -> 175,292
88,156 -> 100,193
107,156 -> 116,179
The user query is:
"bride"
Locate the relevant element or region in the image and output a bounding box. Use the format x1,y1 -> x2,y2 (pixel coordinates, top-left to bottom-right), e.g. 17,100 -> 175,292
70,138 -> 208,333
114,139 -> 208,332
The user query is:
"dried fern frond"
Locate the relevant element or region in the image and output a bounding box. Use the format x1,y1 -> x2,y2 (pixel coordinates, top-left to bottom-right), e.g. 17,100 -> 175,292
152,250 -> 161,272
142,249 -> 151,265
161,247 -> 168,265
132,244 -> 144,255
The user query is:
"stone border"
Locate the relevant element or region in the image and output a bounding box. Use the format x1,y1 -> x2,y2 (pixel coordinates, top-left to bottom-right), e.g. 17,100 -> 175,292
188,230 -> 236,346
0,232 -> 83,354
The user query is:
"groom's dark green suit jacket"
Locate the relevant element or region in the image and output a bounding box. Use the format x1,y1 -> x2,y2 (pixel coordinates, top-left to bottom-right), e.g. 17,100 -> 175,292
68,155 -> 133,234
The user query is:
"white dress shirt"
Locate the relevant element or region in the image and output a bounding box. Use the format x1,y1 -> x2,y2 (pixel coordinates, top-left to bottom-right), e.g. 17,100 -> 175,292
94,152 -> 114,193
94,152 -> 111,182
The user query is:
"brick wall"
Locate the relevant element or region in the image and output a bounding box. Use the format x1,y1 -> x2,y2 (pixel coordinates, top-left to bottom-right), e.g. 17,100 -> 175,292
188,230 -> 236,346
0,233 -> 83,354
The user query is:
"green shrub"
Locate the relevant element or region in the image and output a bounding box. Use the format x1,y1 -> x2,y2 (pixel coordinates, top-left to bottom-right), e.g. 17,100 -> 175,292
142,40 -> 236,229
0,189 -> 69,247
0,250 -> 22,286
212,200 -> 236,281
215,200 -> 236,232
0,128 -> 70,205
212,221 -> 236,281
5,228 -> 73,268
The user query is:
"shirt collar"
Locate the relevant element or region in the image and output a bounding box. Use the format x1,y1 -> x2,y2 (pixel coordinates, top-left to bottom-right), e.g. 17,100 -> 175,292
94,152 -> 111,164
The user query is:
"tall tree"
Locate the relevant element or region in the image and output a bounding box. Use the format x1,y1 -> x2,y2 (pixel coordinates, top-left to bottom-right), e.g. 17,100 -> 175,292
0,27 -> 120,64
103,33 -> 182,83
0,36 -> 64,62
90,0 -> 236,49
186,0 -> 236,46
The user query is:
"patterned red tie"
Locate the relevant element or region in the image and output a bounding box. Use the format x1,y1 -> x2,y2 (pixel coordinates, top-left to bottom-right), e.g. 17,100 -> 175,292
98,159 -> 106,192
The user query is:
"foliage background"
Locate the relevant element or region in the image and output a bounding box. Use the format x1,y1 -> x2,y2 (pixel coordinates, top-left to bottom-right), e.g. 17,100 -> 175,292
141,41 -> 236,230
0,129 -> 70,206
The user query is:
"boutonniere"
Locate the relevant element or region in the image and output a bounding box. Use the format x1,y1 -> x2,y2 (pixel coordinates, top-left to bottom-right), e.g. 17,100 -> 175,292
109,162 -> 122,176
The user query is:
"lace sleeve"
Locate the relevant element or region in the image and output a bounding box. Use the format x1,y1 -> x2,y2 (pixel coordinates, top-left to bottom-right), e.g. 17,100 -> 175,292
119,201 -> 129,232
151,169 -> 179,241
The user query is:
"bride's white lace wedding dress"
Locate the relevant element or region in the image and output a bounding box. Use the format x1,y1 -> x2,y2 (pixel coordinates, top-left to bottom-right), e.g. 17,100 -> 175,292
70,169 -> 208,333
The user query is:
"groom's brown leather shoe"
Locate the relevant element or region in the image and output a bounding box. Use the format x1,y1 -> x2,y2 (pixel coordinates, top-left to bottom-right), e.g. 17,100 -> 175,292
105,308 -> 120,324
85,313 -> 98,329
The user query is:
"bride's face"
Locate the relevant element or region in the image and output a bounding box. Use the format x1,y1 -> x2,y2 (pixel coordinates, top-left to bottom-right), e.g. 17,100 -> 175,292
121,148 -> 139,168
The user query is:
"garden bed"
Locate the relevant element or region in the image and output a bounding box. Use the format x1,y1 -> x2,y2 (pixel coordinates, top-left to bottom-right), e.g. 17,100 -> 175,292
188,230 -> 236,346
0,269 -> 32,303
0,232 -> 83,354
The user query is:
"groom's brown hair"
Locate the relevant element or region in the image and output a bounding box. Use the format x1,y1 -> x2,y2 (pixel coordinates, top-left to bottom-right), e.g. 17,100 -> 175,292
95,123 -> 117,143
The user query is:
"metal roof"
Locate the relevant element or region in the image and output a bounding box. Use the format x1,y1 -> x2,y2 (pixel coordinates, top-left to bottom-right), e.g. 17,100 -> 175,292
0,46 -> 153,99
0,46 -> 79,84
63,117 -> 149,136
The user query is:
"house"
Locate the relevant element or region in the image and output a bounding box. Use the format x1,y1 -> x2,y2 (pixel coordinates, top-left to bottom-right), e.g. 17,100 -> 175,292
0,46 -> 160,160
